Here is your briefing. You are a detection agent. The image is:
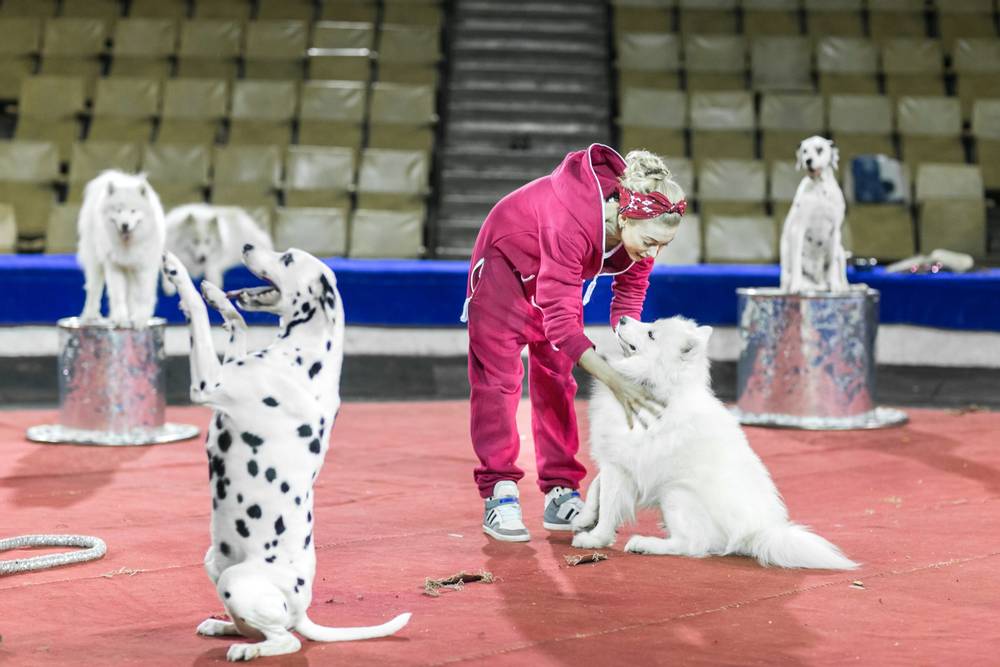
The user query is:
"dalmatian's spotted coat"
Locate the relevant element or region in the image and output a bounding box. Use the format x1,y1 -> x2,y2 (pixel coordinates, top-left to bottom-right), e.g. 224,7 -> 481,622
162,245 -> 410,661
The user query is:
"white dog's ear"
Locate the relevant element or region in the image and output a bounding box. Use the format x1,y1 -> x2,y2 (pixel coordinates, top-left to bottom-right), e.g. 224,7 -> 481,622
107,181 -> 115,196
317,269 -> 339,320
795,145 -> 805,171
696,325 -> 713,343
139,184 -> 147,197
830,142 -> 840,171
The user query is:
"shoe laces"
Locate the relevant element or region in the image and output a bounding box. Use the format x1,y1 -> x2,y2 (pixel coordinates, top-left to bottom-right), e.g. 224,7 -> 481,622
492,496 -> 524,525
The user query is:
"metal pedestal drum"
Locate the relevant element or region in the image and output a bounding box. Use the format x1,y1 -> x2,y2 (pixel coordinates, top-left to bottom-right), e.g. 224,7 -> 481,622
26,317 -> 199,445
732,287 -> 907,430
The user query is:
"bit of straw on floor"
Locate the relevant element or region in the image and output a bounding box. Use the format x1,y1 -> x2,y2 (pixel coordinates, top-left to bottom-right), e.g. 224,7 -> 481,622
423,570 -> 495,597
564,552 -> 608,566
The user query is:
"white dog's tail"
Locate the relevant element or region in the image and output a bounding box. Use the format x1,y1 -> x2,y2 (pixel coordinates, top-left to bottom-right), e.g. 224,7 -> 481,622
747,523 -> 858,570
295,612 -> 411,642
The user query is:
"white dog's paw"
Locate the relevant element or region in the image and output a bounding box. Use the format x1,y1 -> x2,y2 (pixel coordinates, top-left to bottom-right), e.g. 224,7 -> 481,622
571,531 -> 613,550
197,618 -> 238,636
570,510 -> 597,533
624,535 -> 667,555
161,252 -> 189,285
226,642 -> 260,662
201,281 -> 234,313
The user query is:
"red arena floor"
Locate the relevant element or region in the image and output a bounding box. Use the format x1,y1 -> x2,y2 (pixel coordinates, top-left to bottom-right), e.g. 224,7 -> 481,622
1,402 -> 997,666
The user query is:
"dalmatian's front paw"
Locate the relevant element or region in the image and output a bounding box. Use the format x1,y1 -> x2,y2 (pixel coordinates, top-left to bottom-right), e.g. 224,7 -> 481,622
571,530 -> 614,550
201,281 -> 237,315
226,642 -> 261,661
197,617 -> 238,636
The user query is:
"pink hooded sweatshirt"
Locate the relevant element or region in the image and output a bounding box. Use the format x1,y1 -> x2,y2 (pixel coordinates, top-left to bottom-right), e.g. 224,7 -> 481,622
468,143 -> 654,362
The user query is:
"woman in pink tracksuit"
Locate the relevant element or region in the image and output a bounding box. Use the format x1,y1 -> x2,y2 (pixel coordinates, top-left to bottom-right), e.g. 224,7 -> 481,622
462,145 -> 689,542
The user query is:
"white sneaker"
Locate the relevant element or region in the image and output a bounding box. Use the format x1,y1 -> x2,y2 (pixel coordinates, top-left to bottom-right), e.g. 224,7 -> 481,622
542,486 -> 584,531
482,481 -> 530,542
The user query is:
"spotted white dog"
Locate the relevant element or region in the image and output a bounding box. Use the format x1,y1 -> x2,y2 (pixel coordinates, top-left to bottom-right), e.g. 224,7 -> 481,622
779,136 -> 849,293
162,245 -> 410,661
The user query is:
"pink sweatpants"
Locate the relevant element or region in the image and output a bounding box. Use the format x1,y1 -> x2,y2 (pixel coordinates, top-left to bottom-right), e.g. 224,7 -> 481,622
466,250 -> 587,499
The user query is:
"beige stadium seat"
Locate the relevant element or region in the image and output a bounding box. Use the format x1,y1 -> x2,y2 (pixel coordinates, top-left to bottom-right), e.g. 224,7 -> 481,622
704,215 -> 778,263
678,0 -> 737,35
312,21 -> 375,50
612,3 -> 672,33
760,93 -> 825,165
897,96 -> 965,168
62,0 -> 121,19
383,2 -> 443,26
158,78 -> 228,145
307,49 -> 372,82
914,163 -> 987,257
44,203 -> 82,253
751,37 -> 813,92
284,146 -> 355,208
684,35 -> 747,91
368,82 -> 437,151
882,39 -> 945,103
141,143 -> 210,207
769,159 -> 801,224
952,39 -> 1000,121
39,18 -> 109,97
298,80 -> 367,152
177,19 -> 242,80
87,77 -> 161,143
0,140 -> 60,241
244,20 -> 308,81
67,141 -> 142,201
257,0 -> 317,21
843,204 -> 915,260
228,80 -> 298,146
320,1 -> 379,23
937,0 -> 997,49
804,0 -> 864,37
356,148 -> 429,211
654,213 -> 702,265
377,24 -> 440,86
689,91 -> 756,163
212,145 -> 283,208
816,37 -> 879,96
616,32 -> 681,92
972,99 -> 1000,189
619,89 -> 686,158
743,0 -> 801,37
109,18 -> 177,79
0,0 -> 57,17
193,0 -> 252,21
129,0 -> 187,19
349,208 -> 424,259
666,156 -> 694,200
698,159 -> 767,218
868,0 -> 928,43
0,18 -> 42,100
828,94 -> 896,165
0,203 -> 17,253
274,207 -> 348,256
15,75 -> 87,161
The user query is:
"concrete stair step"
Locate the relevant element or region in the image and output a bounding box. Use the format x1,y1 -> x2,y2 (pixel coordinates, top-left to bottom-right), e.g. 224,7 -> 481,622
454,18 -> 605,38
442,146 -> 567,172
447,103 -> 609,125
448,86 -> 608,107
457,1 -> 606,21
452,37 -> 607,58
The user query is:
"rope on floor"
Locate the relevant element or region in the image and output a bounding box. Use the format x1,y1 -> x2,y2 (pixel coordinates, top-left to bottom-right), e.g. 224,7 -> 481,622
0,534 -> 107,576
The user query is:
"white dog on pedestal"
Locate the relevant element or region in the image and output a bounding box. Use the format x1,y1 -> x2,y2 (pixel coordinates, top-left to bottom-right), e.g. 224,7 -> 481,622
77,170 -> 166,326
779,136 -> 849,293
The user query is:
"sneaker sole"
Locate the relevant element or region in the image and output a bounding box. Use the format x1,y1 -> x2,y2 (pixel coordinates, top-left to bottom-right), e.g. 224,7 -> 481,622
543,521 -> 575,531
483,524 -> 530,542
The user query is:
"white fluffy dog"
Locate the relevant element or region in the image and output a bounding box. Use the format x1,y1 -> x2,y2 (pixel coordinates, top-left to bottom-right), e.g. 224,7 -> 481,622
779,136 -> 849,293
164,203 -> 273,293
78,170 -> 166,326
572,316 -> 857,570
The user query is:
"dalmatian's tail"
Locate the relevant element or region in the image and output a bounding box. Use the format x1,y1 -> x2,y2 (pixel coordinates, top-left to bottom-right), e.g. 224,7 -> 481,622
295,612 -> 411,642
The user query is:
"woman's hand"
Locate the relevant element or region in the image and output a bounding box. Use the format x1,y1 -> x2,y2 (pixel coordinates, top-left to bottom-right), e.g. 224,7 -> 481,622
578,348 -> 664,429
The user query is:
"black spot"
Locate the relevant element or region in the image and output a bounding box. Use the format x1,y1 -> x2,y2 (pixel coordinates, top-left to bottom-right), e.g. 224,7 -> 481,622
237,493 -> 243,503
264,542 -> 270,550
215,414 -> 223,430
294,585 -> 300,593
217,430 -> 232,452
272,539 -> 278,547
237,360 -> 244,366
235,519 -> 250,538
295,496 -> 301,505
280,307 -> 316,340
309,439 -> 321,454
304,533 -> 311,548
241,432 -> 263,448
224,591 -> 231,599
274,516 -> 285,535
199,381 -> 206,390
265,555 -> 276,563
308,362 -> 322,379
247,504 -> 262,519
207,460 -> 214,479
280,481 -> 290,493
281,252 -> 294,266
262,396 -> 279,407
297,424 -> 312,437
247,460 -> 258,476
215,479 -> 227,500
219,541 -> 231,556
295,356 -> 302,365
297,577 -> 305,586
211,456 -> 226,479
326,340 -> 331,351
212,498 -> 217,510
307,511 -> 312,523
265,468 -> 277,483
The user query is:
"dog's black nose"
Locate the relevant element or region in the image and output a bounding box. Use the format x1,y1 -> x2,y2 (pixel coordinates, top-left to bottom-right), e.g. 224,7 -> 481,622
243,244 -> 254,253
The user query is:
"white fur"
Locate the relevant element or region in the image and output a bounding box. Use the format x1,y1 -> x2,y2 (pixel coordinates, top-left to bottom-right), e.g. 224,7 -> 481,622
164,204 -> 273,293
162,246 -> 410,661
77,170 -> 166,326
779,136 -> 849,293
573,316 -> 858,570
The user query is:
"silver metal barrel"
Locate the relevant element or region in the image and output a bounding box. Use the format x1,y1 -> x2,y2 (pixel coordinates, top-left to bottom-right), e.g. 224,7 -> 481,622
26,317 -> 199,446
732,287 -> 907,430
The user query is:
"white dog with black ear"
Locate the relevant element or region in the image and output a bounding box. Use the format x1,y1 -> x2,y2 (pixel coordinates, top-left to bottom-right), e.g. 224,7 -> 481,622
779,136 -> 849,293
163,203 -> 273,293
78,170 -> 166,326
572,316 -> 857,570
162,245 -> 410,661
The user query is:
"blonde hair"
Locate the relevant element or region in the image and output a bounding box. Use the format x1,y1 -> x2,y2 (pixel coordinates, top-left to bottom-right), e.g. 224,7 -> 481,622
605,150 -> 687,230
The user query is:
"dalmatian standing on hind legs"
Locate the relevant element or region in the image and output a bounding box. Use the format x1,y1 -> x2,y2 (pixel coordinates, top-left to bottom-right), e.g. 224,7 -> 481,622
779,136 -> 850,293
162,245 -> 410,661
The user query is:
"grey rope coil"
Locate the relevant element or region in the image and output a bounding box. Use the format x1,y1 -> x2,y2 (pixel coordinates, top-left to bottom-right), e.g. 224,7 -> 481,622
0,535 -> 107,576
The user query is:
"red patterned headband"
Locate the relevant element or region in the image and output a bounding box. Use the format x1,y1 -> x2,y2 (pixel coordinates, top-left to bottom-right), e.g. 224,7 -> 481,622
617,186 -> 687,220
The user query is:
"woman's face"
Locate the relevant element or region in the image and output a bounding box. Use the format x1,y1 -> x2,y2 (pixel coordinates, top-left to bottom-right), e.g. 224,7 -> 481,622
619,216 -> 678,262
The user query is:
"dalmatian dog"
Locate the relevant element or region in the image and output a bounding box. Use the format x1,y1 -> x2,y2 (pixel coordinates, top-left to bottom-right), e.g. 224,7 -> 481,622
161,245 -> 410,661
779,136 -> 849,293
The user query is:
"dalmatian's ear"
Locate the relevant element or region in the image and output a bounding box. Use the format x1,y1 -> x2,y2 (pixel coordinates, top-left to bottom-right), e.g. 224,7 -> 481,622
795,144 -> 805,172
317,270 -> 339,320
829,141 -> 840,172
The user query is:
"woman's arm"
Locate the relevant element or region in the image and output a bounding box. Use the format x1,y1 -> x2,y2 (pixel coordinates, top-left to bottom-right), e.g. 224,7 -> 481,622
578,348 -> 663,429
